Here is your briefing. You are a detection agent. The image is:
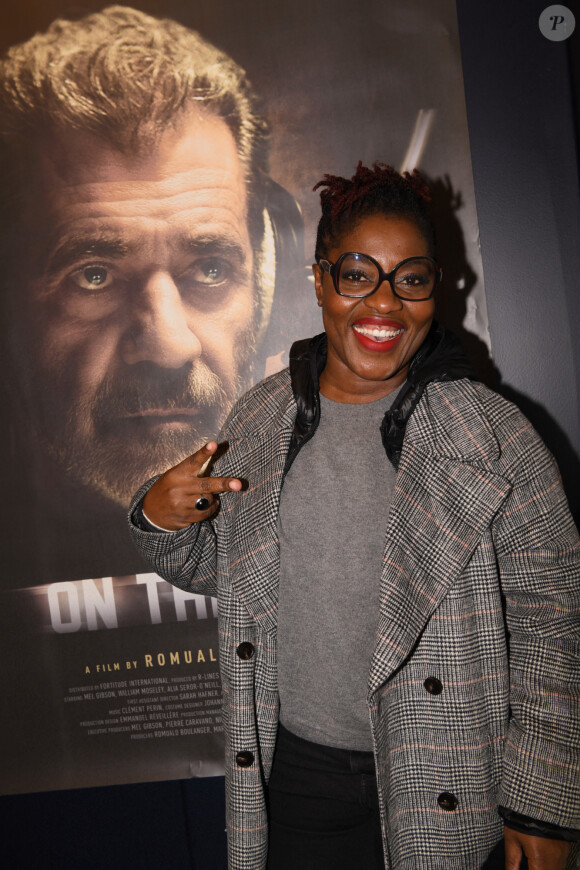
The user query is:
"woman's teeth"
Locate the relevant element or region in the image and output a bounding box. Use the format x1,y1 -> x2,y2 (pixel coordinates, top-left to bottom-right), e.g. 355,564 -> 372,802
353,325 -> 403,342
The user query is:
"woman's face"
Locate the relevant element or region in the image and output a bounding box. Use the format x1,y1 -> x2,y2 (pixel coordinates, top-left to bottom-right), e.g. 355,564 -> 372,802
313,213 -> 436,403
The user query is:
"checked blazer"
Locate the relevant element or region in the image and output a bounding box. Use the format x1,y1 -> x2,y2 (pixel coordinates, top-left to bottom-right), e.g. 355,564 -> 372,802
129,368 -> 580,870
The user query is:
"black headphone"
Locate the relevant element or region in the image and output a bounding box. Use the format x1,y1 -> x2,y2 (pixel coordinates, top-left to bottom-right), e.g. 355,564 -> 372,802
257,177 -> 306,371
265,176 -> 304,279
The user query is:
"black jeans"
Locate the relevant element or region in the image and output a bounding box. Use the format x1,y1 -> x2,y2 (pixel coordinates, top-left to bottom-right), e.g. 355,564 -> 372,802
265,725 -> 512,869
266,723 -> 384,870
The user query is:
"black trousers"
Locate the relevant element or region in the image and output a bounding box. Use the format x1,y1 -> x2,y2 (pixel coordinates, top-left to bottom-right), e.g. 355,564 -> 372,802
266,723 -> 384,870
265,724 -> 512,870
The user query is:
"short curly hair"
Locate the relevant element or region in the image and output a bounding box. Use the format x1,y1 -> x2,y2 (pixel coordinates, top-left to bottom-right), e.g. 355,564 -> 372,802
314,162 -> 435,260
0,5 -> 270,251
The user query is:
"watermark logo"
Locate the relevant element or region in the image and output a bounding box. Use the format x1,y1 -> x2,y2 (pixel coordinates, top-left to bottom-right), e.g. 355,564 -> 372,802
539,5 -> 576,41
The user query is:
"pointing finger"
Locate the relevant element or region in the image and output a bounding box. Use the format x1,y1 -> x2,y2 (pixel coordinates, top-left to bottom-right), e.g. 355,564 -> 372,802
186,443 -> 242,492
196,475 -> 242,494
188,441 -> 219,476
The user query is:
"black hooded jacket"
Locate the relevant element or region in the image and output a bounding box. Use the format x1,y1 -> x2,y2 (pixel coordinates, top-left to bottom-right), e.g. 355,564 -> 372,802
285,321 -> 476,475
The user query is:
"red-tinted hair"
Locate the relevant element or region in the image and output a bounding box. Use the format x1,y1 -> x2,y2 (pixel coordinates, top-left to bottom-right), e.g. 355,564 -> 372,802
314,161 -> 434,259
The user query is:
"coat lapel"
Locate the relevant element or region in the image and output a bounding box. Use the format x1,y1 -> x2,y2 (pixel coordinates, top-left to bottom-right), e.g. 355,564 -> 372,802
369,380 -> 513,693
220,392 -> 296,636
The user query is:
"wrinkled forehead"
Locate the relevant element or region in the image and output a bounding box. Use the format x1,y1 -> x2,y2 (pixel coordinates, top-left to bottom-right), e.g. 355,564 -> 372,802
53,113 -> 242,186
10,110 -> 252,274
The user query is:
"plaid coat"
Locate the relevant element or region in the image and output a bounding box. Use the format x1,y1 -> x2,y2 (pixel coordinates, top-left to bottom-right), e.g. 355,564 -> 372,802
130,369 -> 580,870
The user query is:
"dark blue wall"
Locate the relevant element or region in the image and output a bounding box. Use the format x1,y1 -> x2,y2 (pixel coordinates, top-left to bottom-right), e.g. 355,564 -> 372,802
2,778 -> 227,869
457,0 -> 580,521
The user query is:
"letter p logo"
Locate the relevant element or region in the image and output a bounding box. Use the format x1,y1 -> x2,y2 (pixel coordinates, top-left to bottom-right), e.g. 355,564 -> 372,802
539,5 -> 576,41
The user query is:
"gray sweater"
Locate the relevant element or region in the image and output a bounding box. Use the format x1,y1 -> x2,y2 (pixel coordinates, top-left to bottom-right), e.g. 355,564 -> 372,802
277,390 -> 400,750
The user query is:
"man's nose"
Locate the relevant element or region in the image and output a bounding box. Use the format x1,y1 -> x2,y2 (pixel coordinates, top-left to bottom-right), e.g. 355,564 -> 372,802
121,272 -> 202,368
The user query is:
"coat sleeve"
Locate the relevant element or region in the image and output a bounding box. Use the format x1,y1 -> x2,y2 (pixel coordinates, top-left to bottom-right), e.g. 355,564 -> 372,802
127,477 -> 218,597
491,423 -> 580,829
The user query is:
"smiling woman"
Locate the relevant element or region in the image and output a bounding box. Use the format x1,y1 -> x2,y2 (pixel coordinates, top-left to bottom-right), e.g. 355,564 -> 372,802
313,213 -> 437,402
130,160 -> 580,870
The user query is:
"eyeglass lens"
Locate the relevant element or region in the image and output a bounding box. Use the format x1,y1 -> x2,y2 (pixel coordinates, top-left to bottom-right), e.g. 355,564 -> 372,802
337,254 -> 436,299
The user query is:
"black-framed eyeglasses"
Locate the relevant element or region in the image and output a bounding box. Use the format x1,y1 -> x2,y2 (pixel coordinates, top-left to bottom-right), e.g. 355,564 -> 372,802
318,252 -> 442,301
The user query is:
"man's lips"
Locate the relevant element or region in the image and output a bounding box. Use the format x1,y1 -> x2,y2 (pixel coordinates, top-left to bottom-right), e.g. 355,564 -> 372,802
111,407 -> 201,431
352,318 -> 405,352
121,407 -> 198,419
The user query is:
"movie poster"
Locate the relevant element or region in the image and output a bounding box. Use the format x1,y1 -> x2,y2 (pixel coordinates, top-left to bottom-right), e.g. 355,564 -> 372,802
0,0 -> 488,793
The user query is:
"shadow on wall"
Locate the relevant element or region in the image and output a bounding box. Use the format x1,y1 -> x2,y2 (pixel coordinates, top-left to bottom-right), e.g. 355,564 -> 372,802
428,174 -> 579,525
429,174 -> 495,388
493,375 -> 580,525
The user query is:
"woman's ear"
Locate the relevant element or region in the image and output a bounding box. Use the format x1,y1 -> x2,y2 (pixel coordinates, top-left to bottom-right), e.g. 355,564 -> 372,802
312,263 -> 324,306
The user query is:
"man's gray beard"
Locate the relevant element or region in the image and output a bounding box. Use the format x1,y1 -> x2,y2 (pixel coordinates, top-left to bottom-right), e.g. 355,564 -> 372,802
49,351 -> 256,508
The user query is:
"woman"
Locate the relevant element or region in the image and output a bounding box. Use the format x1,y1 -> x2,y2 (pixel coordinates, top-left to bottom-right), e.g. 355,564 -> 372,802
130,163 -> 579,869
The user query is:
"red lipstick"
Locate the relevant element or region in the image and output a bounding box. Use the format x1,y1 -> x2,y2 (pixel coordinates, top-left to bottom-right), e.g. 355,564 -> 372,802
351,318 -> 404,353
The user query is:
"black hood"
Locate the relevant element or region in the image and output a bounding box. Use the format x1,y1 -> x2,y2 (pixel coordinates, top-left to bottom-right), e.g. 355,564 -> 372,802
288,322 -> 475,471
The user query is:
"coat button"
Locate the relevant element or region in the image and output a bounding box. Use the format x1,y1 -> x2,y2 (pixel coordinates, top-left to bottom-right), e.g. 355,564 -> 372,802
437,792 -> 458,811
235,751 -> 254,767
236,642 -> 255,660
424,677 -> 443,695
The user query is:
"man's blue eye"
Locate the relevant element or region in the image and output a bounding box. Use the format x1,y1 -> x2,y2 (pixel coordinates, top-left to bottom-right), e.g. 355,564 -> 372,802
191,258 -> 231,285
71,265 -> 112,291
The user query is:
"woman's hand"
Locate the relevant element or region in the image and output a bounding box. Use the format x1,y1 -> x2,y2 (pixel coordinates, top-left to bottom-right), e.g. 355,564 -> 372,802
142,441 -> 242,530
504,827 -> 570,870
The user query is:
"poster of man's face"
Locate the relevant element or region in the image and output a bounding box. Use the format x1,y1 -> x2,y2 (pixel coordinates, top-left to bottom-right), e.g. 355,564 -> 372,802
0,3 -> 313,582
1,2 -> 486,583
1,5 -> 290,534
0,0 -> 489,794
12,113 -> 258,506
